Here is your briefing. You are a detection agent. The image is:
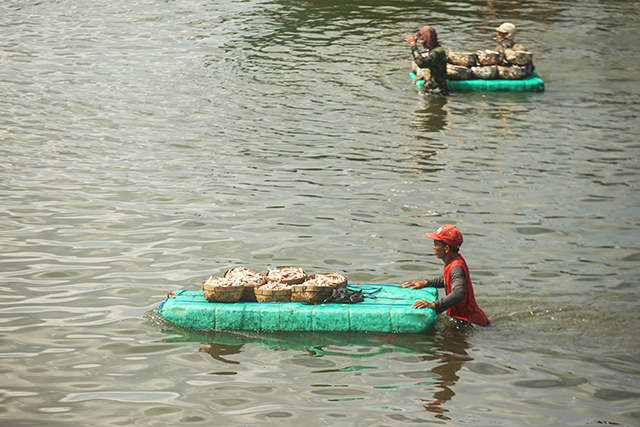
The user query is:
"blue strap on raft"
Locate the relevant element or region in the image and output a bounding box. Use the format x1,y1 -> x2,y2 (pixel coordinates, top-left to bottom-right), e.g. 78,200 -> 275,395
411,72 -> 545,92
159,283 -> 437,334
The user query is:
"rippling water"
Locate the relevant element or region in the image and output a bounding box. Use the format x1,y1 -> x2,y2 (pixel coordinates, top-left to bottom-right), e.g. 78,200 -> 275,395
1,0 -> 639,425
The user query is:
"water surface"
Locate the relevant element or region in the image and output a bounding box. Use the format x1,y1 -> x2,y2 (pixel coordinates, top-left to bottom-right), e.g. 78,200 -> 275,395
1,0 -> 639,425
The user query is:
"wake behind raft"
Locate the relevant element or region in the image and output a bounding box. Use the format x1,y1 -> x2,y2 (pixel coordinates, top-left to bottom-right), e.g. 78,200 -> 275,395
158,284 -> 437,334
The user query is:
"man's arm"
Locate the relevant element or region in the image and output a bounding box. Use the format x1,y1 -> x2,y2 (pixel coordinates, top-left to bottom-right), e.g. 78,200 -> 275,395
433,266 -> 465,314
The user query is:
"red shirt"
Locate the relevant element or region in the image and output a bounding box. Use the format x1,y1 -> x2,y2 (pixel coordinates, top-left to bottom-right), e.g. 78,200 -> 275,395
442,254 -> 489,327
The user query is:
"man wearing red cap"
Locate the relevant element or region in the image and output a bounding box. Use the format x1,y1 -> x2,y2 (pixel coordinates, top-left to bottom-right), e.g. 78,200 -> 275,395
401,225 -> 489,327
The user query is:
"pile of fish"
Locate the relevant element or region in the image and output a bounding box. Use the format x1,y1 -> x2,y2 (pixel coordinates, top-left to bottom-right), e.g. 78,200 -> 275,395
447,49 -> 532,80
201,266 -> 348,303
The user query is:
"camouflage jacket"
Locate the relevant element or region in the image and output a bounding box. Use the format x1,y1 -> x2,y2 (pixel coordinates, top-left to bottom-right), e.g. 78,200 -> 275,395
411,45 -> 450,96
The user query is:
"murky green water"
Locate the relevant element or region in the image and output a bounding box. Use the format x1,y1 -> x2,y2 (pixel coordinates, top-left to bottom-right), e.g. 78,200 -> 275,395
1,0 -> 639,425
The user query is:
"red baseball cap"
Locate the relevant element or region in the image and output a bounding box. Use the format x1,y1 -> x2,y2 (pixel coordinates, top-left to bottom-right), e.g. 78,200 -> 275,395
425,225 -> 463,248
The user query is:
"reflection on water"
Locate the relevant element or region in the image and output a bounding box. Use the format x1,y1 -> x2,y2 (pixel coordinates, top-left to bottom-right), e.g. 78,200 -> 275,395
410,96 -> 448,133
172,329 -> 435,360
420,325 -> 472,421
168,325 -> 477,421
200,342 -> 242,366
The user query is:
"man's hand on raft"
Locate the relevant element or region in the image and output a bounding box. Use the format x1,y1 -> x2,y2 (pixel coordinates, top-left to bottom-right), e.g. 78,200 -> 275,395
401,280 -> 428,289
401,281 -> 435,309
412,300 -> 436,310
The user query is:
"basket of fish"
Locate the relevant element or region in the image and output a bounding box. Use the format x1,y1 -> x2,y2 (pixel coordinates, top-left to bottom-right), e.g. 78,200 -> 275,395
304,273 -> 348,289
498,65 -> 528,80
202,277 -> 244,303
471,65 -> 499,80
447,64 -> 473,80
265,267 -> 307,285
476,50 -> 502,66
223,267 -> 266,302
290,283 -> 334,304
447,51 -> 477,67
504,49 -> 533,66
254,282 -> 292,303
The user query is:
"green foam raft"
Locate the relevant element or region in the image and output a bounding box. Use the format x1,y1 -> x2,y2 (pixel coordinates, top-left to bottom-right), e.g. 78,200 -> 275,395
158,283 -> 437,334
411,72 -> 544,92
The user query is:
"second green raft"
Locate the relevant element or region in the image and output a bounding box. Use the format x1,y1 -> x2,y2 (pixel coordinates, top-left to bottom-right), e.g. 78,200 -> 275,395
411,72 -> 544,92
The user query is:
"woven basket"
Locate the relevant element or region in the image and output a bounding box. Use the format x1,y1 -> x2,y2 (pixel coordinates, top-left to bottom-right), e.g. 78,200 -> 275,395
240,285 -> 260,302
223,268 -> 266,284
498,65 -> 528,80
448,51 -> 477,68
447,64 -> 472,80
476,50 -> 502,66
254,287 -> 291,303
504,49 -> 533,66
223,268 -> 266,302
202,283 -> 244,303
305,274 -> 348,289
291,284 -> 333,304
264,268 -> 307,285
471,66 -> 498,80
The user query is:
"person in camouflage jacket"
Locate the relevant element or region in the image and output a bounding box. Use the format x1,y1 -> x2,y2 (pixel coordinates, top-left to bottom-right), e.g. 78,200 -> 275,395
405,26 -> 449,96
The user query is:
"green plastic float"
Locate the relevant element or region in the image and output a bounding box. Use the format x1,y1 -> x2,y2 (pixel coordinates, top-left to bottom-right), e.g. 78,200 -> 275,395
158,283 -> 437,334
411,72 -> 544,92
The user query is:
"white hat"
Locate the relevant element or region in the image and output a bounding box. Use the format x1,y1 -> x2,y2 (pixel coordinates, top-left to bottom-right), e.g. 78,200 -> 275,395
496,22 -> 516,35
